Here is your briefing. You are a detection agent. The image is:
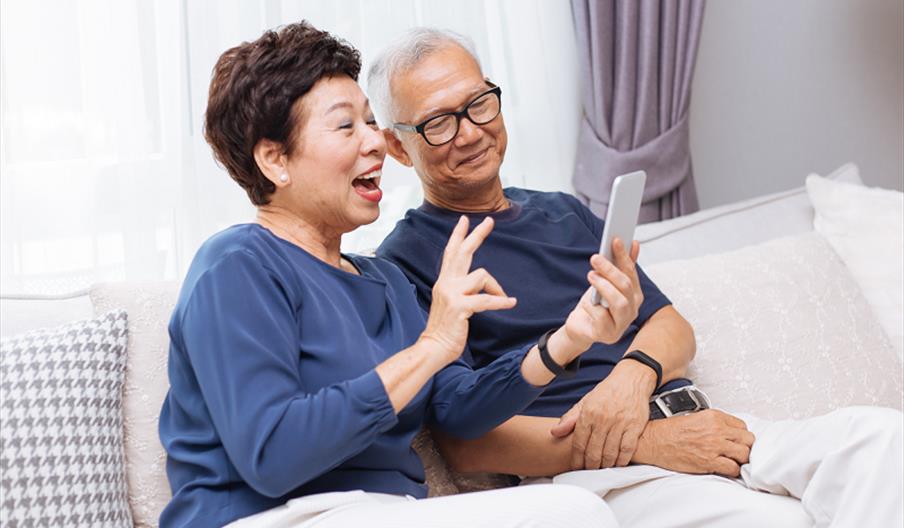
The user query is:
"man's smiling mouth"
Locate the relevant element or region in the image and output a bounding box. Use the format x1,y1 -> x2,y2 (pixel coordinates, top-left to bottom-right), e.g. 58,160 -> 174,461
458,148 -> 488,168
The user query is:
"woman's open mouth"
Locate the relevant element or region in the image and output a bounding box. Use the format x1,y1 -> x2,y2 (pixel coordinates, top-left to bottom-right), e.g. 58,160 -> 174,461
352,169 -> 383,203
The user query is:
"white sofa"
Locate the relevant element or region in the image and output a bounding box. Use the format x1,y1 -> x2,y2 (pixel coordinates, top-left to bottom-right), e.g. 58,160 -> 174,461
2,164 -> 901,527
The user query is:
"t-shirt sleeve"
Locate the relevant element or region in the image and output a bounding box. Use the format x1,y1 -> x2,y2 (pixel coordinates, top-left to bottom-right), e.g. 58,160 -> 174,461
635,263 -> 672,325
175,251 -> 398,498
426,344 -> 544,440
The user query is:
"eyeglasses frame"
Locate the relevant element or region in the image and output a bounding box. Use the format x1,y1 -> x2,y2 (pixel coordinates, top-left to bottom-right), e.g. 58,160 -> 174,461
392,81 -> 502,147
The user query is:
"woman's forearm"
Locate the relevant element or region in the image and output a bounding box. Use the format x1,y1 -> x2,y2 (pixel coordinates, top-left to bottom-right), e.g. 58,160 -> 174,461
518,327 -> 588,386
375,337 -> 449,413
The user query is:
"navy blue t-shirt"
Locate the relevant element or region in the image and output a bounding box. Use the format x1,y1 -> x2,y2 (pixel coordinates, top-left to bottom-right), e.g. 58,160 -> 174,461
377,188 -> 689,417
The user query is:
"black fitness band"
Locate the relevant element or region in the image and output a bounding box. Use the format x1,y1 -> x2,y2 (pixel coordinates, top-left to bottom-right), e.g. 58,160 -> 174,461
537,328 -> 580,378
620,350 -> 663,390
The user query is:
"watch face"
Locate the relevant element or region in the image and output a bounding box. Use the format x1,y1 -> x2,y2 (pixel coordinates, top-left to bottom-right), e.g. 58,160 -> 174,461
664,390 -> 697,410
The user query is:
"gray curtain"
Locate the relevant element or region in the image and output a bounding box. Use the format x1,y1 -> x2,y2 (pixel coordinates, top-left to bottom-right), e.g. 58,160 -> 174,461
571,0 -> 706,223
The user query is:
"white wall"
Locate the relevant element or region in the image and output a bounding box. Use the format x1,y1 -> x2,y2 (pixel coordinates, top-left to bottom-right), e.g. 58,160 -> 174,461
689,0 -> 904,208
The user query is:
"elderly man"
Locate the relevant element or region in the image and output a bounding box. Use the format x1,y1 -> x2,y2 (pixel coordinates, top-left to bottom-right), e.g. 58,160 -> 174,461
368,28 -> 903,527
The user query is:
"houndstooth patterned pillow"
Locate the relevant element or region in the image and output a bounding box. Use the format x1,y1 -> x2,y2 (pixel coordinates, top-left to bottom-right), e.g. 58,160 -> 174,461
0,310 -> 132,527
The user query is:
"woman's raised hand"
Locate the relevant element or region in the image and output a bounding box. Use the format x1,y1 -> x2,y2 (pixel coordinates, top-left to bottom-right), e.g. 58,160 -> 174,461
419,216 -> 517,365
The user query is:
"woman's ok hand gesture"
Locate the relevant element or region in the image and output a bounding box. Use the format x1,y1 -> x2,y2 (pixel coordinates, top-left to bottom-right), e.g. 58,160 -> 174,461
419,216 -> 517,365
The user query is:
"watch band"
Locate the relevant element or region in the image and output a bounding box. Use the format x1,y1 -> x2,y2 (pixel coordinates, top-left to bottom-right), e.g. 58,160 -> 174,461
620,350 -> 663,390
649,386 -> 711,420
537,328 -> 580,378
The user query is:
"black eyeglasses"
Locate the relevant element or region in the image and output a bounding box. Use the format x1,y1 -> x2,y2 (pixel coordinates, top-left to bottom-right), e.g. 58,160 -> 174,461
393,83 -> 502,147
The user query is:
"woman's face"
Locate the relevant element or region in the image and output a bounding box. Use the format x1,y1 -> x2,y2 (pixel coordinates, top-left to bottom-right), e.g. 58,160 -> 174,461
282,75 -> 386,234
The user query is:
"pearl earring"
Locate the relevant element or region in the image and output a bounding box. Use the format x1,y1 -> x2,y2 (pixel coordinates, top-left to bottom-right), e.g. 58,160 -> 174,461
279,174 -> 288,183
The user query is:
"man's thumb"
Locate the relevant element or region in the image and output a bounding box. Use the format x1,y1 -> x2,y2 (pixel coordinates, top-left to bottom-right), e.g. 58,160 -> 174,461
550,405 -> 580,438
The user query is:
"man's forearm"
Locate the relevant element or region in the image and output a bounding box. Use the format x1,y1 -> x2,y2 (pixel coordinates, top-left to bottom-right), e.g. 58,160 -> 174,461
433,415 -> 573,476
434,307 -> 697,476
435,414 -> 663,477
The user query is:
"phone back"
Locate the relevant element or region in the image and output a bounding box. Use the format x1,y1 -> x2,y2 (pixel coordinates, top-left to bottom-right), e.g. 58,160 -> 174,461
591,170 -> 646,306
600,170 -> 646,262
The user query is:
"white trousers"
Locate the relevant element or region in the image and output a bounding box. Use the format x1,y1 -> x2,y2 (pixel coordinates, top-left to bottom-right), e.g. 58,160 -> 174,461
226,484 -> 617,528
230,406 -> 902,528
546,406 -> 904,528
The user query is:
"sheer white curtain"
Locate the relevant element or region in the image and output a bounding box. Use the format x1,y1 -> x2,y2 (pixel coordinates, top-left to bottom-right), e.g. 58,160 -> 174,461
1,1 -> 188,294
0,0 -> 579,295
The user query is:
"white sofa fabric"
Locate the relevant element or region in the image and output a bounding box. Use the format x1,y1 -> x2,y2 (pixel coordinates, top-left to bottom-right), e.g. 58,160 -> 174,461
2,163 -> 901,527
90,283 -> 179,528
646,232 -> 902,420
634,163 -> 863,266
807,174 -> 904,359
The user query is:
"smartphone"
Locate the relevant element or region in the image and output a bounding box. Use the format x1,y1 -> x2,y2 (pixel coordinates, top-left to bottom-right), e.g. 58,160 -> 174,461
591,170 -> 647,306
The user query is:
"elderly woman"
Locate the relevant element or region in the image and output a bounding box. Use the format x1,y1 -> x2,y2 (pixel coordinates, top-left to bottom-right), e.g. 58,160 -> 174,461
159,22 -> 617,528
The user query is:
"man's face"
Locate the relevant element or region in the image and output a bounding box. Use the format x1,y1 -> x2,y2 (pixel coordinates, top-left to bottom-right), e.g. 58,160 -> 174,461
389,44 -> 507,199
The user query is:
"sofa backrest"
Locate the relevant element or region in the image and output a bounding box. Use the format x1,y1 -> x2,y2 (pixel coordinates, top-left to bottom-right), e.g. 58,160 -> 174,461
91,281 -> 180,528
634,163 -> 862,265
0,291 -> 94,337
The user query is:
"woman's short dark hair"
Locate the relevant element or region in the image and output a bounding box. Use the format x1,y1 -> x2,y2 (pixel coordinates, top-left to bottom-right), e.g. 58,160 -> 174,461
204,21 -> 361,205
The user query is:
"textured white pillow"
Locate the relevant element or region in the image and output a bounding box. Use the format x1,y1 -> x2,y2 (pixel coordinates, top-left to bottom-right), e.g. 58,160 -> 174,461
646,233 -> 903,420
806,175 -> 904,360
0,310 -> 132,527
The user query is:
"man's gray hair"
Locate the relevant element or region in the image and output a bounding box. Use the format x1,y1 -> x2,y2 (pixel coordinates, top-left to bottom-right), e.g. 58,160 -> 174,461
367,27 -> 482,128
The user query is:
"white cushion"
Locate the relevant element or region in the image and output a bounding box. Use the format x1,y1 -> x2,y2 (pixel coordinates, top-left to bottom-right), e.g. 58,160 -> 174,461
635,163 -> 863,266
90,282 -> 180,528
645,233 -> 902,420
0,310 -> 132,527
806,174 -> 904,360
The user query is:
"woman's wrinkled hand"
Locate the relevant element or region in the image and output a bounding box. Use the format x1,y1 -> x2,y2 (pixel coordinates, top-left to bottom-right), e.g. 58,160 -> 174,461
420,216 -> 517,365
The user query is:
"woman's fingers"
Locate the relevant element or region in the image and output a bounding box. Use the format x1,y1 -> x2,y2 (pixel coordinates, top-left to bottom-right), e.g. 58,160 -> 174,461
463,268 -> 506,295
442,216 -> 494,276
440,215 -> 469,270
459,216 -> 495,256
466,293 -> 517,313
461,269 -> 516,313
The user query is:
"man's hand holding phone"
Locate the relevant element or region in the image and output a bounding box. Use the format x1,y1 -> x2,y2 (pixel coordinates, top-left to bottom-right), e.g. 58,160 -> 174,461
563,170 -> 647,347
563,238 -> 644,348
